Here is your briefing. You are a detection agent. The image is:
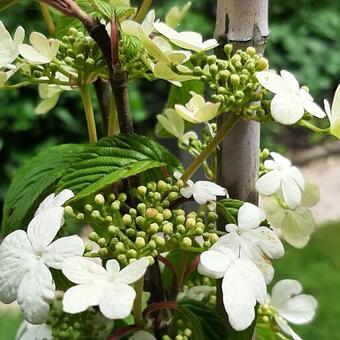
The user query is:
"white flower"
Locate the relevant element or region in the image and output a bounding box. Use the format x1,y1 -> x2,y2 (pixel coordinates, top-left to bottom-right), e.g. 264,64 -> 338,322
175,91 -> 221,123
267,279 -> 317,340
18,32 -> 60,64
36,84 -> 63,115
129,331 -> 156,340
62,257 -> 149,319
16,320 -> 52,340
214,203 -> 284,284
153,22 -> 218,52
0,64 -> 17,87
256,70 -> 326,125
165,2 -> 192,28
256,152 -> 305,209
0,190 -> 84,324
324,84 -> 340,139
174,172 -> 227,204
157,108 -> 185,138
260,181 -> 319,249
198,247 -> 266,331
35,189 -> 74,215
0,21 -> 25,68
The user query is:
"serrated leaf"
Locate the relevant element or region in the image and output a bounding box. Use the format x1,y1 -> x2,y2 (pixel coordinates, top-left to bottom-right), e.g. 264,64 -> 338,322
0,0 -> 18,11
217,199 -> 244,224
2,144 -> 84,235
57,134 -> 182,201
179,299 -> 228,340
114,6 -> 135,20
89,0 -> 114,19
54,15 -> 83,39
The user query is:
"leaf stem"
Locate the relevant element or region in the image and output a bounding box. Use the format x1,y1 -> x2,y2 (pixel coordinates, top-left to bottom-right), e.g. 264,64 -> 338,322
299,119 -> 330,135
134,0 -> 152,23
79,84 -> 98,143
108,91 -> 119,136
133,276 -> 145,327
39,2 -> 55,35
181,113 -> 239,182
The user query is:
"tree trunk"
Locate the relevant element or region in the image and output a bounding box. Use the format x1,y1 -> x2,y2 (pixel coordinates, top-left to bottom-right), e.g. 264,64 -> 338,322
214,0 -> 269,331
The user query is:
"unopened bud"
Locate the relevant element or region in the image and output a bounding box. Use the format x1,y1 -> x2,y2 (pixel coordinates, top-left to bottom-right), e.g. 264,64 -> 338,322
182,237 -> 192,248
94,194 -> 105,205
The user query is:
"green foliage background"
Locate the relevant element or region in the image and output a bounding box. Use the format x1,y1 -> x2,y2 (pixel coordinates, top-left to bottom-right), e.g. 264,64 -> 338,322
1,0 -> 340,213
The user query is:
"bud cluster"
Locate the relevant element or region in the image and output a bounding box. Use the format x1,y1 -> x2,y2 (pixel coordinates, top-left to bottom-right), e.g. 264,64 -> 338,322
190,44 -> 270,121
65,177 -> 219,265
57,27 -> 107,84
47,295 -> 112,339
259,148 -> 270,176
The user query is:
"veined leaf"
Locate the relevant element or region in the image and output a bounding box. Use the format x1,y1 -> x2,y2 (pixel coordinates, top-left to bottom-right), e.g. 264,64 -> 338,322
2,144 -> 84,235
57,134 -> 182,201
217,198 -> 244,224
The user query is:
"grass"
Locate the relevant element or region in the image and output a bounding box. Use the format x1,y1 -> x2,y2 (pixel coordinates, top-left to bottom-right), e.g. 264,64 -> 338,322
1,222 -> 340,340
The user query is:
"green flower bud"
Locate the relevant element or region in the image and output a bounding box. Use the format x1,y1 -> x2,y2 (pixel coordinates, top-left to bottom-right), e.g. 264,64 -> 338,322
117,254 -> 128,265
89,232 -> 99,242
156,236 -> 165,247
147,182 -> 157,192
218,86 -> 227,94
230,74 -> 240,87
127,249 -> 137,258
98,247 -> 108,257
149,223 -> 159,234
210,233 -> 219,243
146,208 -> 158,219
64,57 -> 74,65
135,216 -> 145,227
118,193 -> 127,202
64,206 -> 74,217
126,228 -> 136,238
162,209 -> 172,220
68,27 -> 78,36
168,192 -> 179,201
235,90 -> 245,100
209,64 -> 219,75
219,69 -> 231,80
257,57 -> 269,71
135,237 -> 146,249
224,44 -> 233,55
185,218 -> 196,229
147,255 -> 155,265
193,66 -> 203,76
162,200 -> 170,208
94,194 -> 105,205
91,210 -> 101,219
97,238 -> 106,247
115,242 -> 125,253
137,186 -> 147,196
108,193 -> 116,202
84,244 -> 93,253
182,237 -> 192,248
207,55 -> 217,65
110,237 -> 119,247
154,192 -> 162,201
148,240 -> 157,250
155,213 -> 164,223
122,214 -> 132,226
75,54 -> 85,62
111,201 -> 121,211
204,241 -> 211,248
136,231 -> 146,238
184,329 -> 192,337
108,225 -> 119,236
137,203 -> 146,215
177,224 -> 186,234
84,204 -> 93,213
163,223 -> 173,235
246,46 -> 256,56
33,70 -> 42,78
157,180 -> 168,192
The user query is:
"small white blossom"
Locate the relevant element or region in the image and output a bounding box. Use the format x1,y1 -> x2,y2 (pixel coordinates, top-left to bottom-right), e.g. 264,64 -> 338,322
0,21 -> 25,68
175,91 -> 221,123
153,22 -> 218,52
16,321 -> 52,340
62,257 -> 149,319
256,70 -> 325,125
261,181 -> 319,248
18,32 -> 60,64
174,172 -> 227,204
324,84 -> 340,139
267,279 -> 317,340
0,190 -> 84,324
157,108 -> 185,138
214,202 -> 284,283
198,247 -> 266,331
256,152 -> 305,209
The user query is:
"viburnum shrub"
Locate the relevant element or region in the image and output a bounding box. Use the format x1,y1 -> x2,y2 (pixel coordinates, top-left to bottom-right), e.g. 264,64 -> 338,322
0,1 -> 338,339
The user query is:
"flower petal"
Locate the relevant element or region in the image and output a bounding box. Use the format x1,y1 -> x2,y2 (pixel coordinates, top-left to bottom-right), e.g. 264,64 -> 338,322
301,181 -> 320,208
275,315 -> 303,340
237,202 -> 265,231
43,235 -> 84,269
284,166 -> 305,191
17,262 -> 55,324
300,89 -> 326,118
13,26 -> 25,45
99,282 -> 136,319
198,249 -> 234,279
18,44 -> 50,64
35,189 -> 74,215
260,195 -> 285,230
256,170 -> 281,196
0,230 -> 35,303
271,279 -> 302,309
271,93 -> 304,125
27,207 -> 64,252
270,152 -> 292,169
222,259 -> 266,331
117,257 -> 149,284
280,70 -> 300,93
63,284 -> 101,314
256,71 -> 289,94
62,257 -> 107,284
16,320 -> 52,340
331,84 -> 340,121
175,104 -> 198,123
281,176 -> 302,209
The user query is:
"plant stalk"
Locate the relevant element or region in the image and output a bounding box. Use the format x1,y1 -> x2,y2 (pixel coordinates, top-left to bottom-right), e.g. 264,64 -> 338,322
79,85 -> 98,143
181,113 -> 239,182
39,2 -> 55,34
134,0 -> 153,23
133,276 -> 145,327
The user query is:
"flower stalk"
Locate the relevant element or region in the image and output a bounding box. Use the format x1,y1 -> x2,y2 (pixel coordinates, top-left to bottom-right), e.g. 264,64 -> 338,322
39,2 -> 55,34
133,276 -> 145,327
79,84 -> 98,143
181,113 -> 239,182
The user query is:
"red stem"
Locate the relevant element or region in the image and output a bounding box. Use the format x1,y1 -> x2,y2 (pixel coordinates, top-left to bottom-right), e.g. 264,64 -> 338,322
182,255 -> 200,285
143,301 -> 178,319
158,255 -> 179,299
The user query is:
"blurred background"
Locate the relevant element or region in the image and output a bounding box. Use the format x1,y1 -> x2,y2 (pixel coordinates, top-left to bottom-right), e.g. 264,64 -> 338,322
1,0 -> 340,339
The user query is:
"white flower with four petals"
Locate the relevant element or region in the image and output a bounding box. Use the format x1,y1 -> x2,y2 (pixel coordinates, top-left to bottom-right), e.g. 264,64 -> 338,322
213,202 -> 284,283
62,257 -> 149,319
256,70 -> 325,125
267,279 -> 317,340
256,152 -> 305,209
0,189 -> 84,324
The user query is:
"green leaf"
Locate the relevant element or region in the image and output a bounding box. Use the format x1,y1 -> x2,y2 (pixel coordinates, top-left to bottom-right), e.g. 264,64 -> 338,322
57,134 -> 182,202
0,0 -> 18,11
178,299 -> 229,340
217,198 -> 244,224
89,0 -> 114,19
228,318 -> 257,340
2,144 -> 84,235
54,15 -> 82,39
